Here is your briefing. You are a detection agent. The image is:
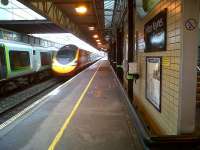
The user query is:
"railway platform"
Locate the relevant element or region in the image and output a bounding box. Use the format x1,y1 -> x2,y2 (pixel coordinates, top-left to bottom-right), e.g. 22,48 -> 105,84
0,60 -> 142,150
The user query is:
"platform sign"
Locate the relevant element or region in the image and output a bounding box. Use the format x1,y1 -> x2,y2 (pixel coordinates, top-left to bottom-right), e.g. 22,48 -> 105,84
144,9 -> 167,52
146,57 -> 162,112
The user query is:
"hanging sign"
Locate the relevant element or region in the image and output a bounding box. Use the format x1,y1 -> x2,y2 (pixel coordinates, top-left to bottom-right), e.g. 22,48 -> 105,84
144,9 -> 167,52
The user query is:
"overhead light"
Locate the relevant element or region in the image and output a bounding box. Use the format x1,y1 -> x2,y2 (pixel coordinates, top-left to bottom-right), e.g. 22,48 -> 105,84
93,34 -> 98,38
97,42 -> 102,45
75,5 -> 87,14
96,39 -> 100,42
88,26 -> 95,31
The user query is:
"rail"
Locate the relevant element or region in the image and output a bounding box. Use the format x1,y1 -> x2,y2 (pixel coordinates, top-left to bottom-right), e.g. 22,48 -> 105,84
113,66 -> 200,150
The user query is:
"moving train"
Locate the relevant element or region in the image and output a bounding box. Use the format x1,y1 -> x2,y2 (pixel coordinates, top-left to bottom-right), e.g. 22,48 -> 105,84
52,44 -> 101,75
0,39 -> 55,91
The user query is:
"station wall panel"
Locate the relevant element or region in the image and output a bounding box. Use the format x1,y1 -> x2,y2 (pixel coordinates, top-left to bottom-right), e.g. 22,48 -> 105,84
133,0 -> 182,135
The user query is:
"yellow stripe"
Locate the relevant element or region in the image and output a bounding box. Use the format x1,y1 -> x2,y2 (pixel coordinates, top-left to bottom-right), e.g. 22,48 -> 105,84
48,62 -> 101,150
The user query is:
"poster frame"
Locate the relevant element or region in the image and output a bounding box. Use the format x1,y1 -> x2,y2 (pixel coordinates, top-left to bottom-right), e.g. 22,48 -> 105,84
145,56 -> 162,112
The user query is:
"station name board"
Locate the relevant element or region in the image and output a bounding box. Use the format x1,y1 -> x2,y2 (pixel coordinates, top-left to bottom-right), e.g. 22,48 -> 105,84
144,9 -> 167,52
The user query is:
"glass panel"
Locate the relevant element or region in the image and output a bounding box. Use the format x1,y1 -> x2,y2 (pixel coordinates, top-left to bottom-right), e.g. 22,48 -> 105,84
9,51 -> 30,71
0,0 -> 46,20
41,52 -> 51,66
143,0 -> 160,12
0,46 -> 6,79
56,47 -> 76,65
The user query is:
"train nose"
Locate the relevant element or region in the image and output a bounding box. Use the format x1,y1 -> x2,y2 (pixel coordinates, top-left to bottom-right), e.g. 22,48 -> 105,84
52,59 -> 77,74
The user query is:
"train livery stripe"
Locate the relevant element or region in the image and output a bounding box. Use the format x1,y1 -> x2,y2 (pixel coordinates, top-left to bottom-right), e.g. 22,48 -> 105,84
48,62 -> 102,150
4,45 -> 11,77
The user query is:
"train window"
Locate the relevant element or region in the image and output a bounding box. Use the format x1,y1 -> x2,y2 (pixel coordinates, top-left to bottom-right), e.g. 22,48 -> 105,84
9,51 -> 30,71
40,52 -> 51,66
0,46 -> 6,79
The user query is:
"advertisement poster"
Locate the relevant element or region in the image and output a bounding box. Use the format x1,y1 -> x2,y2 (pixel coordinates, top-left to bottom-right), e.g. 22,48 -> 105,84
146,57 -> 162,111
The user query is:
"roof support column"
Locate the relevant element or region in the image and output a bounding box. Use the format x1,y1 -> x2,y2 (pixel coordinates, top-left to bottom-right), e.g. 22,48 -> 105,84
127,0 -> 136,101
116,28 -> 124,83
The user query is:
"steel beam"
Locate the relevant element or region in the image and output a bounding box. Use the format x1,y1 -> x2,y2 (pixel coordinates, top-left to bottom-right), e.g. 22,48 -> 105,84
18,0 -> 81,36
127,0 -> 135,101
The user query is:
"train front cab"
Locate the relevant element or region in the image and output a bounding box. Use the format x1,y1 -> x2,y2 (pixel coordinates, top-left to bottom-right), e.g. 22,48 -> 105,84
52,47 -> 79,75
0,45 -> 6,80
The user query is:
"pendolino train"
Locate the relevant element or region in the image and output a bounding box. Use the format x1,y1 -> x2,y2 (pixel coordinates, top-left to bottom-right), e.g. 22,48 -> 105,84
0,39 -> 55,91
52,44 -> 101,75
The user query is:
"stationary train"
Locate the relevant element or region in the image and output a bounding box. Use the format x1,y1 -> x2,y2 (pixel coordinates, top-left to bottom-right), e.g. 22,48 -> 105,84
52,44 -> 101,75
0,39 -> 55,92
0,41 -> 101,92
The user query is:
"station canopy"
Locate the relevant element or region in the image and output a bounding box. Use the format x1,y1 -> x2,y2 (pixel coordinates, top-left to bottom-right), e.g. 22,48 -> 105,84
0,0 -> 68,33
31,33 -> 103,54
0,0 -> 109,49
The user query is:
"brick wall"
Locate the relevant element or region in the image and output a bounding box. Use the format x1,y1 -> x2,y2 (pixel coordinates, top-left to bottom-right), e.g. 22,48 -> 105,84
133,0 -> 182,135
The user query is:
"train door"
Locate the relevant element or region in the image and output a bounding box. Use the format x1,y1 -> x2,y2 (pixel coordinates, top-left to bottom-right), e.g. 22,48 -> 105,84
32,50 -> 38,71
0,46 -> 6,80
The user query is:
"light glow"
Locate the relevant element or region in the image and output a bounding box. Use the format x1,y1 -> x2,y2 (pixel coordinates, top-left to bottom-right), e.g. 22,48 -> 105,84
93,34 -> 98,38
88,26 -> 95,31
96,39 -> 100,42
75,6 -> 87,14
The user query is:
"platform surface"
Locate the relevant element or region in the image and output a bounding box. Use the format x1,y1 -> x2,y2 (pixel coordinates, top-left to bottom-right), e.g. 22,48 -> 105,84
0,60 -> 142,150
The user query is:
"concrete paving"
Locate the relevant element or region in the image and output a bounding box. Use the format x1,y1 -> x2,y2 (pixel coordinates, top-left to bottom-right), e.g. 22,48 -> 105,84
0,60 -> 142,150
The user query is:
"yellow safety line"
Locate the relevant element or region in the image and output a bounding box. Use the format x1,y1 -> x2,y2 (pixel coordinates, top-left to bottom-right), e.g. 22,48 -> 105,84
48,62 -> 102,150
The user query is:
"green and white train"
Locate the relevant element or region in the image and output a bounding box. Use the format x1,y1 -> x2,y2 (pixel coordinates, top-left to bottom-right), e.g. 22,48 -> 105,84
0,39 -> 56,90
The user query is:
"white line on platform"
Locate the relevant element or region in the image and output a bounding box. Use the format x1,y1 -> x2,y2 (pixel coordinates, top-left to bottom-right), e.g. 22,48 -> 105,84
0,60 -> 101,130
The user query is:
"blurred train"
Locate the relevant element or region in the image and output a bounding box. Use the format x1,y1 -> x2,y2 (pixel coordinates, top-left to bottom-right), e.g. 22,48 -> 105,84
52,44 -> 101,75
0,39 -> 55,91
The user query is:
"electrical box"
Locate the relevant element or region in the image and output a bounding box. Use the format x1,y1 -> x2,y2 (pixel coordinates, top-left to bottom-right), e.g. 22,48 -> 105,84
129,62 -> 138,74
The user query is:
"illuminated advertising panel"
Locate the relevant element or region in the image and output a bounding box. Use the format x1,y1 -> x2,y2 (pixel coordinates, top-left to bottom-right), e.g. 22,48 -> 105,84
146,57 -> 162,112
144,9 -> 167,52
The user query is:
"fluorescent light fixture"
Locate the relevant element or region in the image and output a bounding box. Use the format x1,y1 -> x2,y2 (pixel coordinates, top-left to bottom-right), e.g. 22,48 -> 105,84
75,6 -> 87,14
88,26 -> 95,31
93,34 -> 98,38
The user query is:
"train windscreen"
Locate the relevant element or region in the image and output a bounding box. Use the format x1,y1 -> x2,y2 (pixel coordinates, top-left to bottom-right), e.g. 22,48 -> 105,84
56,47 -> 77,65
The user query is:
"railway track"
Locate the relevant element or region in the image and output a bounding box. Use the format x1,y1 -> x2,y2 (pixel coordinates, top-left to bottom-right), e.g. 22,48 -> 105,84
0,61 -> 97,125
0,77 -> 67,124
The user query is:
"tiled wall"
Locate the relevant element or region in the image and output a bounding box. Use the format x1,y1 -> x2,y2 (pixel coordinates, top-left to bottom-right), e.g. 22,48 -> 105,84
133,0 -> 182,135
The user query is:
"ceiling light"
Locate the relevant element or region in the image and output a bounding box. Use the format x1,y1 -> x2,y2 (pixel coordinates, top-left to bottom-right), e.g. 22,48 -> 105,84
93,34 -> 98,38
75,6 -> 87,14
97,42 -> 102,45
96,39 -> 100,42
88,26 -> 95,31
